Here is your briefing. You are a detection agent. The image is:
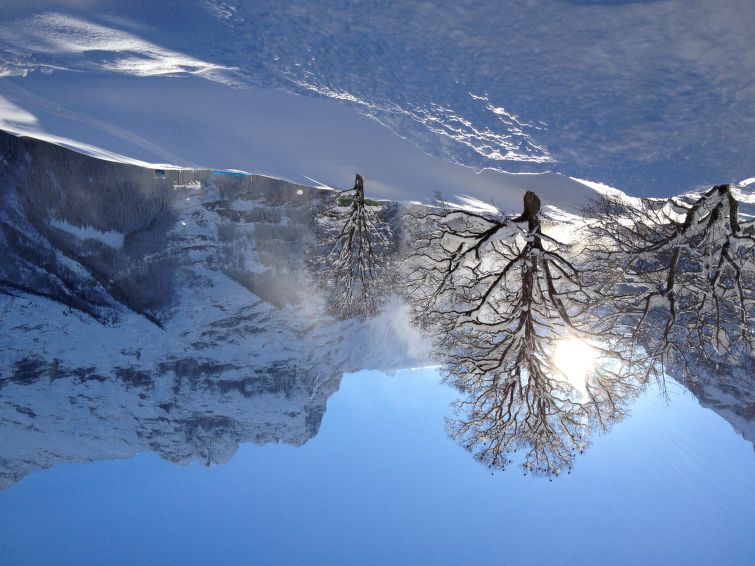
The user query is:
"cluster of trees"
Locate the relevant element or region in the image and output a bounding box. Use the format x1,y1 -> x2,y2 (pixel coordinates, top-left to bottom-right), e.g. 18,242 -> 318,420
405,184 -> 753,477
315,177 -> 753,476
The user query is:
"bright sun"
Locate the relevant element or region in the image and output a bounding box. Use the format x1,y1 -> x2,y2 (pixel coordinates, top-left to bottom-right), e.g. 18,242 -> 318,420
553,338 -> 595,398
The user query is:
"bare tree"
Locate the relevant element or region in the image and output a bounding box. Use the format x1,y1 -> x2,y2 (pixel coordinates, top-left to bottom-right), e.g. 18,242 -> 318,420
584,184 -> 755,382
404,192 -> 646,477
314,174 -> 393,319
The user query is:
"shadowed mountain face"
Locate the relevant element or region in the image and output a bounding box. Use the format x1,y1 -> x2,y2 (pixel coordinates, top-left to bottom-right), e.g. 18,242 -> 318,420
0,130 -> 426,489
0,130 -> 752,489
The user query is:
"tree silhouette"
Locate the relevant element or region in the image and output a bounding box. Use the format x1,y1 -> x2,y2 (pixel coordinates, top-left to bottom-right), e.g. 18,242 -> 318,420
584,184 -> 755,382
314,174 -> 393,319
404,192 -> 645,476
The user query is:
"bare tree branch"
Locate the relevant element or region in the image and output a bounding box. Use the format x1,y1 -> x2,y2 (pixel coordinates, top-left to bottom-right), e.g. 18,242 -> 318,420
404,191 -> 646,477
583,184 -> 755,383
313,174 -> 394,319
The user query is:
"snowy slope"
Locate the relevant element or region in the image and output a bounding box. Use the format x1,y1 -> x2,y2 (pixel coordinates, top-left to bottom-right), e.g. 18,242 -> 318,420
1,1 -> 753,195
0,72 -> 605,214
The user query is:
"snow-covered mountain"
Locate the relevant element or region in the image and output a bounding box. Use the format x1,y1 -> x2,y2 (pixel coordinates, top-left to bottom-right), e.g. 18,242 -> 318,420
1,130 -> 752,489
0,129 -> 428,489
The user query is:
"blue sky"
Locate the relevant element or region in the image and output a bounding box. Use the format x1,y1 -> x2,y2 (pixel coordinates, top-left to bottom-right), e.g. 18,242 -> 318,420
1,368 -> 752,565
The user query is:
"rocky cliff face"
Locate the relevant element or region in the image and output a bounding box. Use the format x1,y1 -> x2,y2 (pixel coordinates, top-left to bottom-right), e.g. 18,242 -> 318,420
0,130 -> 427,489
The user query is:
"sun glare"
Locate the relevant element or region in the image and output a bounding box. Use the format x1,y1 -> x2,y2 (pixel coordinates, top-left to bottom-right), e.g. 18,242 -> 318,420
553,338 -> 595,398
